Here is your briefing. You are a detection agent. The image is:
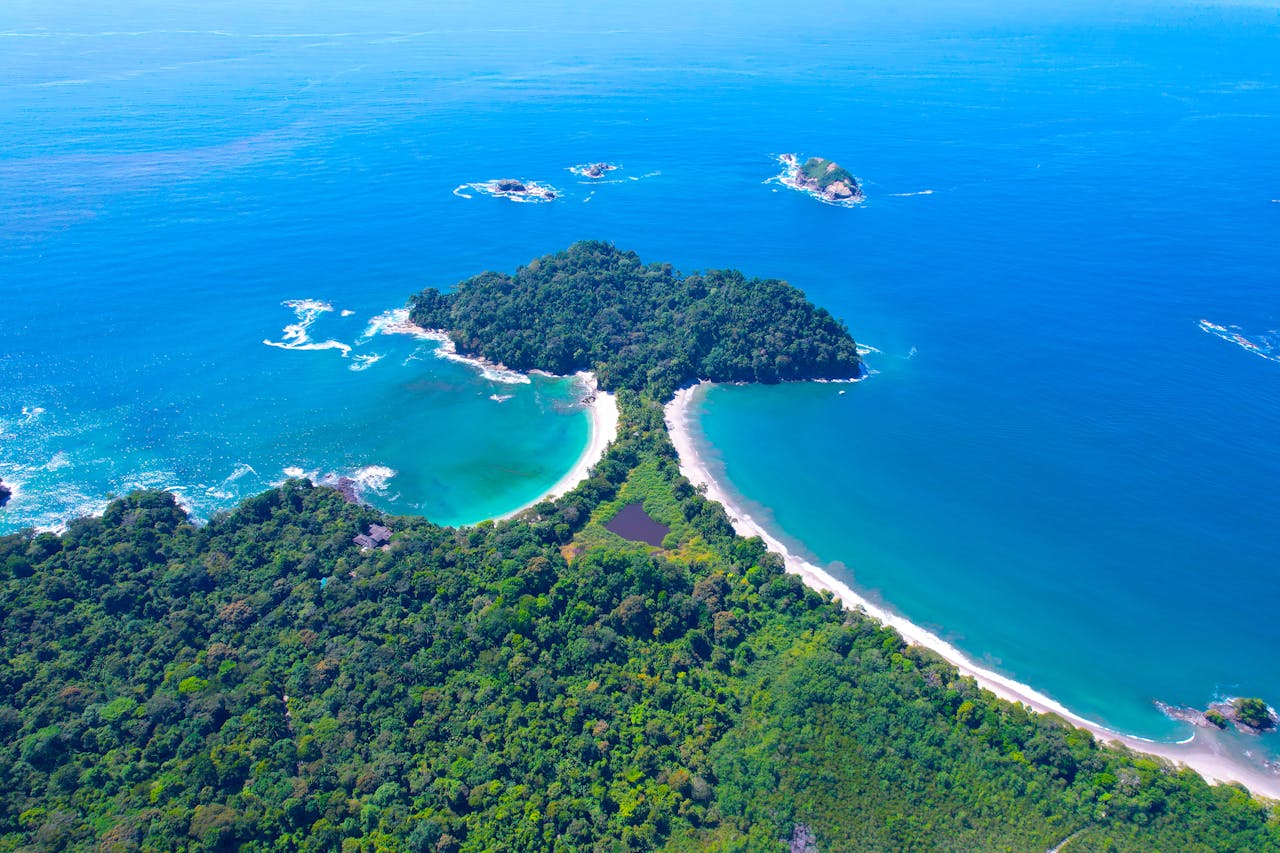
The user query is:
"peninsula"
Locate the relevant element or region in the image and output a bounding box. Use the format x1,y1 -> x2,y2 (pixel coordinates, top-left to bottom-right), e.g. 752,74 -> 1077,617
777,152 -> 864,204
1,244 -> 1275,852
409,240 -> 863,399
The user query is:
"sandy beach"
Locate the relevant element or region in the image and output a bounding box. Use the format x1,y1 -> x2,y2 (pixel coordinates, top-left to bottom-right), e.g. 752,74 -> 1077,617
376,314 -> 620,521
497,372 -> 618,520
665,382 -> 1280,800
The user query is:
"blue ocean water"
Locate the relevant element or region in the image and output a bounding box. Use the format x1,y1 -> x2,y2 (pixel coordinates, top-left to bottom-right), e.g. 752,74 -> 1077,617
2,0 -> 1278,760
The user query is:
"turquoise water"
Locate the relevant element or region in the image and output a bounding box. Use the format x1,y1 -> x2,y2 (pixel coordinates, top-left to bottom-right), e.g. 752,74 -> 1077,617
2,0 -> 1278,762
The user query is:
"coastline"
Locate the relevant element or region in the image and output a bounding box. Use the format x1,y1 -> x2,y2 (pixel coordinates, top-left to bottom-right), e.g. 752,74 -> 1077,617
496,372 -> 619,521
665,382 -> 1280,800
335,310 -> 621,524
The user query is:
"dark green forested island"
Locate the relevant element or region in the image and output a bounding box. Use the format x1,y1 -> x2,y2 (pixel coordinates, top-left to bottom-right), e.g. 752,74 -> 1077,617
777,155 -> 863,205
1,244 -> 1277,852
409,242 -> 863,400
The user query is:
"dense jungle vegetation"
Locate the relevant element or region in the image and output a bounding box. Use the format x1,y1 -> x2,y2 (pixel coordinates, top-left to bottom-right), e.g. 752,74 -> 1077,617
2,245 -> 1277,851
408,242 -> 863,400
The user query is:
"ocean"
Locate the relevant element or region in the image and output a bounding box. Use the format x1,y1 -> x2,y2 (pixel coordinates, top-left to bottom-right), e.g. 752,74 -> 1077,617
2,1 -> 1278,762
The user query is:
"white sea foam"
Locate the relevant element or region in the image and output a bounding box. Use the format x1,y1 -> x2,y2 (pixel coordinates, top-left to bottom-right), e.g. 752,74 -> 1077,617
263,298 -> 352,357
282,466 -> 309,479
771,153 -> 865,207
489,394 -> 513,403
0,476 -> 23,506
456,179 -> 558,203
351,464 -> 396,494
889,189 -> 935,196
473,362 -> 531,384
224,462 -> 258,482
119,468 -> 182,493
1199,318 -> 1279,363
411,324 -> 531,384
21,405 -> 46,424
44,451 -> 72,471
350,353 -> 382,371
361,307 -> 438,341
201,466 -> 259,502
340,309 -> 355,317
361,309 -> 524,380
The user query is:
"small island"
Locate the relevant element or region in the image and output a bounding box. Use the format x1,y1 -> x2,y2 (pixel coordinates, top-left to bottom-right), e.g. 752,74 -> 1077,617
454,178 -> 558,203
776,153 -> 864,205
569,162 -> 618,179
0,480 -> 9,508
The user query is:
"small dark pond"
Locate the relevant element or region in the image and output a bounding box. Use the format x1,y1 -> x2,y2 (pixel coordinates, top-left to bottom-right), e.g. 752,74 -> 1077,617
605,502 -> 670,546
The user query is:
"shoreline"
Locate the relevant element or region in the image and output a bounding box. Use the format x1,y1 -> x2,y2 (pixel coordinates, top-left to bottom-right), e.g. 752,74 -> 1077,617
495,372 -> 619,521
375,314 -> 621,523
665,382 -> 1280,800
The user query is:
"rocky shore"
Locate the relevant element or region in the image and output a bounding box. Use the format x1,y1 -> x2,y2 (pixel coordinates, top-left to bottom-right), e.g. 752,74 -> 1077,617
1157,697 -> 1279,734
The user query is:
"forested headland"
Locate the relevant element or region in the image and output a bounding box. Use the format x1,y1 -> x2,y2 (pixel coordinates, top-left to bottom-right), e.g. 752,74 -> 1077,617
2,245 -> 1277,851
409,241 -> 863,400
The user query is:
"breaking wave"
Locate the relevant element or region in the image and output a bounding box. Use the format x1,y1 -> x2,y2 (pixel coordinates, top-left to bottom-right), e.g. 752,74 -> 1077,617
263,299 -> 352,356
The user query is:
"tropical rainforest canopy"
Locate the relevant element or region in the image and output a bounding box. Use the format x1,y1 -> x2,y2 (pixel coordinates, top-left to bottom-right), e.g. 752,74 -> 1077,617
2,245 -> 1276,852
409,241 -> 863,401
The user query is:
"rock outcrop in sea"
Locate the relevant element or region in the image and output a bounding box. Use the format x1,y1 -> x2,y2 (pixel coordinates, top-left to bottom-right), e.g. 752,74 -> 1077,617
570,162 -> 618,179
454,178 -> 558,202
490,179 -> 557,201
0,480 -> 10,508
1156,697 -> 1279,734
777,153 -> 864,204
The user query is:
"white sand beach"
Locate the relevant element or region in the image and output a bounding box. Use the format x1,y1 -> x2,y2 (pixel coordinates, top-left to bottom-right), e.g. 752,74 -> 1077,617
374,314 -> 620,521
665,382 -> 1280,800
497,372 -> 618,520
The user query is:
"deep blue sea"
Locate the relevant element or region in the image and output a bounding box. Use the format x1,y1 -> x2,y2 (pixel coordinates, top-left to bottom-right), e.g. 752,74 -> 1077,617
2,0 -> 1278,760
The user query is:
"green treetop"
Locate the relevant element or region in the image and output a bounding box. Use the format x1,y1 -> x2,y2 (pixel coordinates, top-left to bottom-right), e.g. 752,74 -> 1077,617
409,241 -> 862,400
